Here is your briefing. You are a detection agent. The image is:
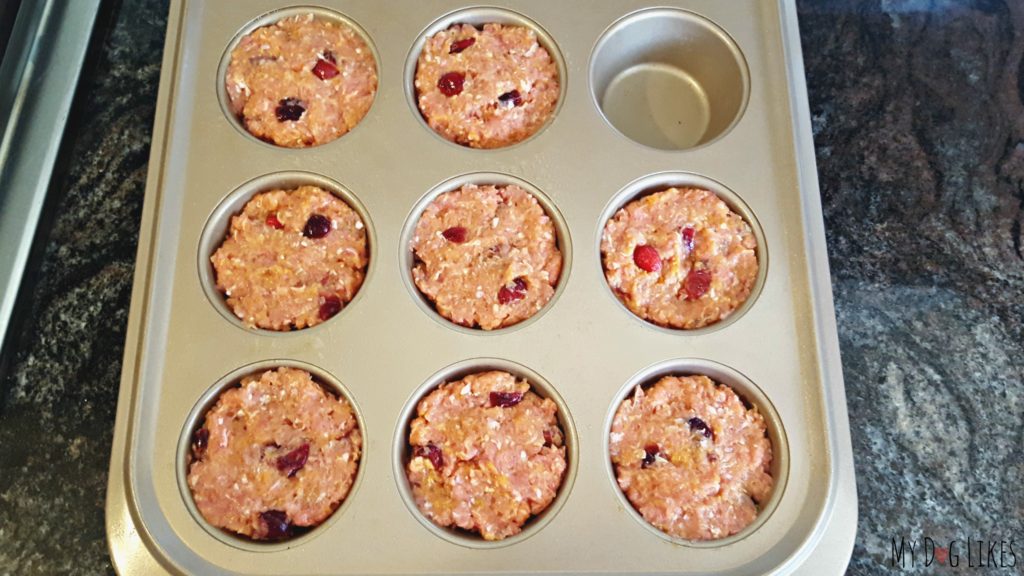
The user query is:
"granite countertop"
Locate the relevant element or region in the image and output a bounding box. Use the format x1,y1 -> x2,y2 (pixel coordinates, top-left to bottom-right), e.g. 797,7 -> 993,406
1,0 -> 1021,574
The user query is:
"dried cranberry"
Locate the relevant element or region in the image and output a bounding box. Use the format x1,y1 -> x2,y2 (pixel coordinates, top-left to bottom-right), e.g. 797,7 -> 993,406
681,226 -> 695,252
489,391 -> 524,407
276,443 -> 310,477
688,417 -> 713,439
312,57 -> 339,80
319,295 -> 342,321
303,214 -> 331,238
260,510 -> 291,540
275,98 -> 305,122
449,37 -> 475,54
497,89 -> 523,108
632,245 -> 662,273
442,226 -> 468,243
414,444 -> 443,471
497,277 -> 528,304
437,72 -> 465,96
683,268 -> 712,300
266,213 -> 284,229
641,444 -> 660,468
192,428 -> 209,456
543,428 -> 554,447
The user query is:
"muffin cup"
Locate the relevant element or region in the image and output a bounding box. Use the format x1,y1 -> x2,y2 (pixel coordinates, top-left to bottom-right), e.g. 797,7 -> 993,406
176,360 -> 367,551
604,358 -> 789,548
198,171 -> 375,335
392,358 -> 578,549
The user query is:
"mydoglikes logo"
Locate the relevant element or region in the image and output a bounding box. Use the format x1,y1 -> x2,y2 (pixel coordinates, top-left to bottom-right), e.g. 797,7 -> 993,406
891,537 -> 1017,569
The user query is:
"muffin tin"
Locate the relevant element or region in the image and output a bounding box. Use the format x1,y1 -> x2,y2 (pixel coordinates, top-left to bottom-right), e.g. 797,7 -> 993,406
106,1 -> 857,574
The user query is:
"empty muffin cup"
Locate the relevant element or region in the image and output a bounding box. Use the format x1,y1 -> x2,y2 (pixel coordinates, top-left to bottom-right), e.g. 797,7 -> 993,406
590,8 -> 749,150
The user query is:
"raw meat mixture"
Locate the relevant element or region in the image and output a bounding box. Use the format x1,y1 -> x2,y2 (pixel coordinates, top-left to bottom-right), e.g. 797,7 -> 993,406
211,185 -> 368,331
609,375 -> 773,540
187,367 -> 362,540
406,371 -> 567,540
601,187 -> 758,329
226,14 -> 377,147
410,184 -> 561,330
415,23 -> 559,148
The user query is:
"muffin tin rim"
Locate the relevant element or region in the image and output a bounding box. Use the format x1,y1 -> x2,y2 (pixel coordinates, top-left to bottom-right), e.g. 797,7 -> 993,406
175,359 -> 369,552
391,357 -> 580,549
602,357 -> 791,548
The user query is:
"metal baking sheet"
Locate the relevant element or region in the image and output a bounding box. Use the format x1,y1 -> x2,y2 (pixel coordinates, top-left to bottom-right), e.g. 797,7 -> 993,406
106,0 -> 857,574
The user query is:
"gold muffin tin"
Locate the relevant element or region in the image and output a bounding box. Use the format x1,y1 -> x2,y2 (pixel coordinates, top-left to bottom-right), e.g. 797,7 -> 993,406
106,1 -> 857,574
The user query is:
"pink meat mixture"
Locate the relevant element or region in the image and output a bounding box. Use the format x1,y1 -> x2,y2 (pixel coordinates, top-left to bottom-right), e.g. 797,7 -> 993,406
211,185 -> 368,331
410,184 -> 561,330
601,187 -> 758,329
226,14 -> 377,147
415,23 -> 559,148
187,367 -> 362,540
406,371 -> 567,540
609,375 -> 773,541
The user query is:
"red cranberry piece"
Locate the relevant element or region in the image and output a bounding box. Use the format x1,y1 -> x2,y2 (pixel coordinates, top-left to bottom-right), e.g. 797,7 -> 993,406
489,391 -> 524,407
632,245 -> 662,273
192,428 -> 209,456
681,226 -> 695,252
275,98 -> 305,122
303,214 -> 331,238
449,37 -> 475,54
497,276 -> 528,304
266,213 -> 284,229
543,428 -> 554,447
260,510 -> 291,540
688,417 -> 714,439
276,443 -> 310,477
414,444 -> 443,471
437,72 -> 465,96
319,295 -> 342,321
684,268 -> 712,300
641,444 -> 660,468
312,57 -> 339,80
442,226 -> 468,243
497,89 -> 523,108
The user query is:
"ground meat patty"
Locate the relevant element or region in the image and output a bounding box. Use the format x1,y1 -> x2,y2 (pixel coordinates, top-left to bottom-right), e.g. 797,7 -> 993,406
609,375 -> 773,541
187,367 -> 362,540
225,14 -> 377,148
410,184 -> 561,330
415,23 -> 559,149
601,187 -> 758,329
211,185 -> 368,331
406,371 -> 567,540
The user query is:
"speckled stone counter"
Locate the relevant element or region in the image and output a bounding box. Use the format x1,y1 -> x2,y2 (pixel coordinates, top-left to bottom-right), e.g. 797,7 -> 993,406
0,1 -> 1021,574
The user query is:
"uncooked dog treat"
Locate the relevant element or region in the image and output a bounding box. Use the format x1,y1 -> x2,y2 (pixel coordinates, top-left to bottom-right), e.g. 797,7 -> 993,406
187,367 -> 362,540
601,187 -> 758,329
609,375 -> 773,540
225,14 -> 377,147
406,370 -> 567,540
410,183 -> 561,330
415,23 -> 559,148
211,185 -> 368,331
